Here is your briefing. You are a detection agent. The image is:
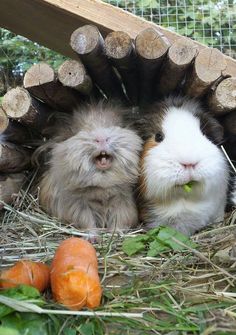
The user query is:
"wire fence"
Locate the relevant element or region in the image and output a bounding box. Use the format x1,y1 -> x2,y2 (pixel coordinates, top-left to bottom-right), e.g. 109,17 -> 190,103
105,0 -> 236,58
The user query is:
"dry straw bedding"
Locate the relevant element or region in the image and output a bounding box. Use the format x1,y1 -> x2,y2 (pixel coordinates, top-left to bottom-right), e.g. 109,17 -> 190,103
0,177 -> 236,334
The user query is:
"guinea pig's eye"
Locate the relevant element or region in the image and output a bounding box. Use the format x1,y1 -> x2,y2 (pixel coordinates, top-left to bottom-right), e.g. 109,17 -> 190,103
155,132 -> 164,142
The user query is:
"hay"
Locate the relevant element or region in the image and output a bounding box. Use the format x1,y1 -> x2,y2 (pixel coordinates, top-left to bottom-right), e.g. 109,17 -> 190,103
1,179 -> 236,334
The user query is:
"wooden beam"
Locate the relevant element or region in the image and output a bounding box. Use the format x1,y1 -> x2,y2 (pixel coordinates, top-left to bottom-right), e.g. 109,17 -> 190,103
0,0 -> 236,77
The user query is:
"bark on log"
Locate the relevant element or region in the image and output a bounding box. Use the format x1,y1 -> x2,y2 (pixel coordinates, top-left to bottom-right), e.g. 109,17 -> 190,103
0,107 -> 8,134
223,111 -> 236,135
2,87 -> 54,130
58,59 -> 93,95
105,31 -> 138,105
70,25 -> 126,102
184,48 -> 227,98
135,28 -> 170,105
208,77 -> 236,115
0,142 -> 31,173
23,63 -> 80,112
157,37 -> 199,96
0,173 -> 25,209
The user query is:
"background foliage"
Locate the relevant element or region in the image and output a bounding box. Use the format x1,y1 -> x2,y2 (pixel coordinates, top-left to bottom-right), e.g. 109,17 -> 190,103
107,0 -> 236,55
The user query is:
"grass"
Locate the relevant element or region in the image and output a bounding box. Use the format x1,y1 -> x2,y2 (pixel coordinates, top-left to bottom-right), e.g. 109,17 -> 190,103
1,183 -> 236,334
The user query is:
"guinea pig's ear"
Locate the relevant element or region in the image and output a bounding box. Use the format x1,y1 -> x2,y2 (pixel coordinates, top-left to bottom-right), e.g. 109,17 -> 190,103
200,113 -> 224,145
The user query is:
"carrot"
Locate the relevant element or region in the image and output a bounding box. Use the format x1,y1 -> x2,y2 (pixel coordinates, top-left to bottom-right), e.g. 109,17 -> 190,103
0,260 -> 50,292
50,237 -> 102,310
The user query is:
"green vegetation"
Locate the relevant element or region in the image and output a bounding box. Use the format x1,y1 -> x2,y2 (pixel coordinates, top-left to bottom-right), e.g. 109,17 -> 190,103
0,29 -> 66,95
108,0 -> 236,55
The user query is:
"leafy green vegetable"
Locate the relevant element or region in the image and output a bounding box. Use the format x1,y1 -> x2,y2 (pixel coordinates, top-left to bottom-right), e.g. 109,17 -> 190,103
147,239 -> 169,257
0,285 -> 102,335
183,181 -> 197,193
0,313 -> 59,335
122,226 -> 197,257
157,227 -> 197,251
122,235 -> 149,256
0,285 -> 43,319
183,183 -> 192,193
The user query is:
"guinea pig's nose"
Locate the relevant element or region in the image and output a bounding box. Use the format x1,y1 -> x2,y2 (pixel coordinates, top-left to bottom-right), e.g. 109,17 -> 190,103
181,162 -> 198,169
95,137 -> 109,145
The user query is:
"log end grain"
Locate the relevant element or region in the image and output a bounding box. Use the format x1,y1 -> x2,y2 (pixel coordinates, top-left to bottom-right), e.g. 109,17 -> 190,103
70,25 -> 101,55
135,28 -> 170,60
23,62 -> 55,88
211,77 -> 236,114
105,31 -> 133,60
58,60 -> 92,94
195,48 -> 227,83
2,87 -> 31,119
168,37 -> 199,66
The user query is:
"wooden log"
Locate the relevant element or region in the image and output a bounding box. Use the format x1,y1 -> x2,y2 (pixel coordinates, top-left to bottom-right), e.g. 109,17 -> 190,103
0,173 -> 25,210
208,77 -> 236,115
0,107 -> 8,134
23,63 -> 80,112
223,111 -> 236,136
105,31 -> 138,105
1,0 -> 236,79
135,28 -> 170,105
2,87 -> 54,131
0,142 -> 31,173
70,25 -> 126,101
184,48 -> 227,98
156,38 -> 199,96
58,60 -> 93,96
0,107 -> 31,144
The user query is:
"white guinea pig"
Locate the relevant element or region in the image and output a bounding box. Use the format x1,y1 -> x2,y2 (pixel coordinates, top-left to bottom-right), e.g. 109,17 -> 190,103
137,96 -> 229,236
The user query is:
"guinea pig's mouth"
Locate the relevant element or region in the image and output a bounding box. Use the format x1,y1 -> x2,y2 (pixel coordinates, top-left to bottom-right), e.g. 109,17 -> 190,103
95,151 -> 113,170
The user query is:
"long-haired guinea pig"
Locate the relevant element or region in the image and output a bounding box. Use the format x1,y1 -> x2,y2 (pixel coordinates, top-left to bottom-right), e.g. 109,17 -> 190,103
38,101 -> 142,231
136,96 -> 229,236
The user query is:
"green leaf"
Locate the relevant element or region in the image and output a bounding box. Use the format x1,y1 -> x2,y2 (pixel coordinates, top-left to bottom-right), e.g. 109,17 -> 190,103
63,328 -> 77,335
147,239 -> 169,257
78,322 -> 95,335
146,227 -> 161,237
122,239 -> 145,256
1,312 -> 60,335
0,285 -> 41,300
0,285 -> 44,318
122,235 -> 149,256
157,227 -> 197,251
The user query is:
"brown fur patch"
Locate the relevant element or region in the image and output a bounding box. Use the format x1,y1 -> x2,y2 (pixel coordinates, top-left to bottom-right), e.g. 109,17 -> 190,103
138,137 -> 158,196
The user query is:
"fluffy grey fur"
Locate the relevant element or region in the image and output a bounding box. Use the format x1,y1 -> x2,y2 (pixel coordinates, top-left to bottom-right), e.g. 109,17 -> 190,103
39,102 -> 143,231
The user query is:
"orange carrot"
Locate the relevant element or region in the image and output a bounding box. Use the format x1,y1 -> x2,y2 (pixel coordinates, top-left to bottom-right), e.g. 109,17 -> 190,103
0,260 -> 50,292
50,237 -> 102,310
